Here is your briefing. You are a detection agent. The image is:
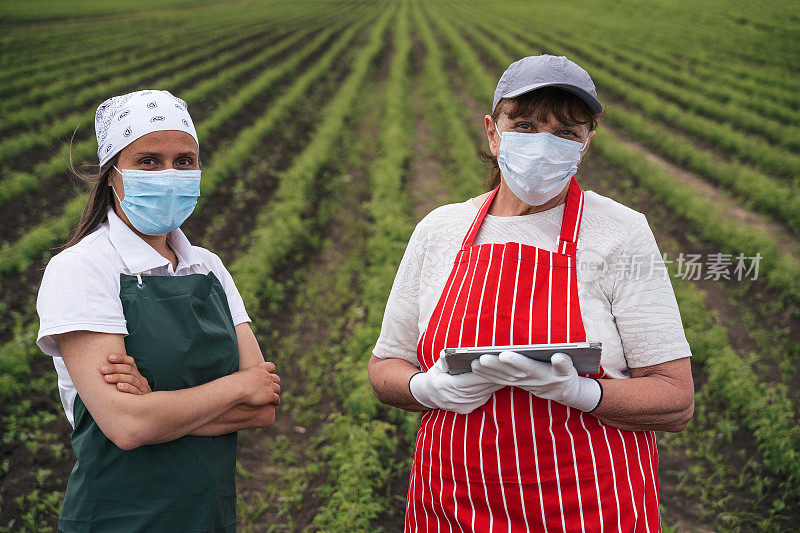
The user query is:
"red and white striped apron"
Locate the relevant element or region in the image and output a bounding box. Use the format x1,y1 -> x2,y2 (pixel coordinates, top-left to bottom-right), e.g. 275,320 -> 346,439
406,177 -> 661,532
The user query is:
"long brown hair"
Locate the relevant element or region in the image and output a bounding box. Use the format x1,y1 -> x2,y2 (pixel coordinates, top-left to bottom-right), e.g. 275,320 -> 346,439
481,87 -> 605,190
59,137 -> 119,250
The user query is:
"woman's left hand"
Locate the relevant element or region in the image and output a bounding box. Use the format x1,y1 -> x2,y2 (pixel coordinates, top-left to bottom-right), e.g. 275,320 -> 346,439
471,351 -> 601,412
99,353 -> 152,395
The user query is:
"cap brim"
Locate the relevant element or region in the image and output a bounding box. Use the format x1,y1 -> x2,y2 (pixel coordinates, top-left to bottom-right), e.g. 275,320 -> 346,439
499,82 -> 603,114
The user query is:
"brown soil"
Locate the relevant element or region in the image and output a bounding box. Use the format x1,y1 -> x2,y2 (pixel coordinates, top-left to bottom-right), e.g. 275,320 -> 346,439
409,92 -> 449,222
0,367 -> 74,530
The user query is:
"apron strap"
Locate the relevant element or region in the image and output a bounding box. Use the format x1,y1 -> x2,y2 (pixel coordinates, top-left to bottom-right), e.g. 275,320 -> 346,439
461,186 -> 500,250
557,176 -> 585,256
462,179 -> 584,254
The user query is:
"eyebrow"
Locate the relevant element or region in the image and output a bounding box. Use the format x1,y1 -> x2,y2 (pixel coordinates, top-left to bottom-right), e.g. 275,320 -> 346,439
133,151 -> 198,157
513,117 -> 578,128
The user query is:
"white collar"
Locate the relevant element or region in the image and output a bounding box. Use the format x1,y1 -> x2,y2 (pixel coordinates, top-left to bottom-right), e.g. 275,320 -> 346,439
106,207 -> 203,274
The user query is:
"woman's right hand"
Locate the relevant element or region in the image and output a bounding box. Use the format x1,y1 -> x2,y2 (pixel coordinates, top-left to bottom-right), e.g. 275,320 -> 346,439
409,356 -> 503,414
237,361 -> 281,407
100,353 -> 152,395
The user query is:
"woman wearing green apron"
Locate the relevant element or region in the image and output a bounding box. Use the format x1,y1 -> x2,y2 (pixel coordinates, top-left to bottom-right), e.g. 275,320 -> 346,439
36,90 -> 281,531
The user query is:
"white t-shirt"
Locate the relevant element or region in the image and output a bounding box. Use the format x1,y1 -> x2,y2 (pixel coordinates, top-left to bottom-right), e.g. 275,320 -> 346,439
36,208 -> 251,427
373,191 -> 692,379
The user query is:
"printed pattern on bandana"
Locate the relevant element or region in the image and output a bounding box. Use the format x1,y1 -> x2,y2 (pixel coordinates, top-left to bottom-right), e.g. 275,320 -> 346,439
405,177 -> 661,532
94,90 -> 198,166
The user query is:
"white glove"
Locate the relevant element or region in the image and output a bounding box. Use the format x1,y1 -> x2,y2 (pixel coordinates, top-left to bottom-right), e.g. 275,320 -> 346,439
471,351 -> 602,412
409,356 -> 504,414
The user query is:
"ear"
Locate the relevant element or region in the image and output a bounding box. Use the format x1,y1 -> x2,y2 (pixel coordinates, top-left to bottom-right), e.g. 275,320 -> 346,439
107,165 -> 117,187
485,115 -> 500,157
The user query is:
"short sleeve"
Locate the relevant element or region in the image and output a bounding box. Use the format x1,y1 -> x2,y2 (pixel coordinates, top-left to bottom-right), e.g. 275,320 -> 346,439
610,213 -> 692,368
36,250 -> 128,358
373,222 -> 427,367
203,249 -> 251,326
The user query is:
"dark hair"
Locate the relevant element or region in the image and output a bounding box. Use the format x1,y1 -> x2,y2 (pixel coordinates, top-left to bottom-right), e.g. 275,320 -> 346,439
59,135 -> 119,250
481,87 -> 605,190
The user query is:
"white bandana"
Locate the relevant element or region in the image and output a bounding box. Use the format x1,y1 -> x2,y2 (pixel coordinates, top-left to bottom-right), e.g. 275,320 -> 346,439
94,89 -> 199,167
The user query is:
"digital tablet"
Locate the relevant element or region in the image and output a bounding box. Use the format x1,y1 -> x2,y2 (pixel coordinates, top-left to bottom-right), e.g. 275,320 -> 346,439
443,342 -> 602,375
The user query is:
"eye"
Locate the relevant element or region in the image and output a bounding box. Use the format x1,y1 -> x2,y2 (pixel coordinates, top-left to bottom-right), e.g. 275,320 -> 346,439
515,122 -> 533,131
138,157 -> 156,166
177,157 -> 193,167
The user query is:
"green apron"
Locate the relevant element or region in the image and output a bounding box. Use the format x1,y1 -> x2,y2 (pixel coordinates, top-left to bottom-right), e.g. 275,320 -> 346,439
59,271 -> 240,532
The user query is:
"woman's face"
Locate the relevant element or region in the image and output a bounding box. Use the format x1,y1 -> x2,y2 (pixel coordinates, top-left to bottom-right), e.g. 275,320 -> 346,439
107,130 -> 199,236
485,111 -> 595,161
108,130 -> 200,202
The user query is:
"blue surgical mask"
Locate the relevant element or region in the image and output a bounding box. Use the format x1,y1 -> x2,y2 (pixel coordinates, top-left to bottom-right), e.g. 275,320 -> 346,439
495,124 -> 588,206
111,166 -> 201,235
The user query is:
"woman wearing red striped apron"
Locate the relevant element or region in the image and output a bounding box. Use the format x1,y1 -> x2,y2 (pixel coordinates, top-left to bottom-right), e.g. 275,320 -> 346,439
369,55 -> 694,532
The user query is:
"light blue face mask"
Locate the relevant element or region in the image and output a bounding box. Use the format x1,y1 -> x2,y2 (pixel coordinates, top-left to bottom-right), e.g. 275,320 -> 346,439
111,166 -> 201,236
495,124 -> 588,206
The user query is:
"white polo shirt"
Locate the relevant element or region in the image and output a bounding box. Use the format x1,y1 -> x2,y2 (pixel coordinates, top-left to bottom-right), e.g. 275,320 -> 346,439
36,208 -> 251,428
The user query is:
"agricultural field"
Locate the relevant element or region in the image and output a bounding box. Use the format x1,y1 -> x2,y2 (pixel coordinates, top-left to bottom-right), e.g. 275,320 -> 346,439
1,0 -> 799,530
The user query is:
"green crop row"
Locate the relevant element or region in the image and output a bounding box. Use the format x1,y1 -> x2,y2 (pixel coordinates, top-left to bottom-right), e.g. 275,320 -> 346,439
411,0 -> 484,202
584,40 -> 800,129
524,25 -> 800,149
619,43 -> 800,114
2,1 -> 345,106
191,24 -> 347,146
0,29 -> 163,92
567,2 -> 800,100
462,6 -> 800,184
192,19 -> 366,216
424,3 -> 800,498
0,14 -> 286,115
592,132 -> 800,493
448,11 -> 800,236
0,24 -> 299,166
309,3 -> 419,529
538,9 -> 800,113
638,37 -> 800,100
0,17 -> 366,277
0,3 -> 335,139
0,4 -> 287,97
0,28 -> 255,136
671,277 -> 800,500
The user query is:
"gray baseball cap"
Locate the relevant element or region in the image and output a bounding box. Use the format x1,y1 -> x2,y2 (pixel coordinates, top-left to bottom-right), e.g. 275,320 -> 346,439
492,54 -> 603,114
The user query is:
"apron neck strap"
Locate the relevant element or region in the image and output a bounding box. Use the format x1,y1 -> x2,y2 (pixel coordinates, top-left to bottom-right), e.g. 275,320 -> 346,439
556,176 -> 585,256
461,187 -> 500,250
461,177 -> 585,255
